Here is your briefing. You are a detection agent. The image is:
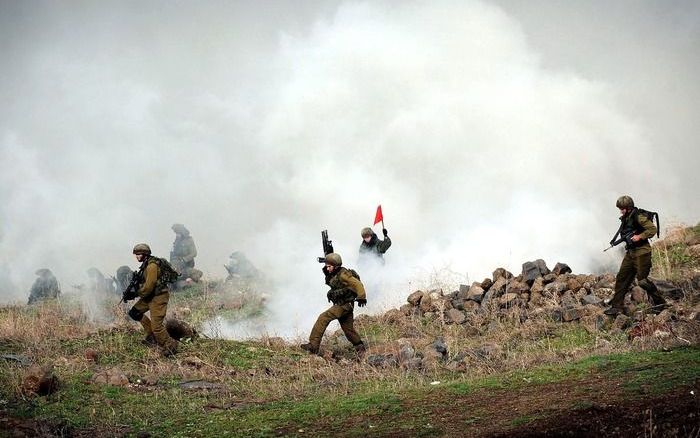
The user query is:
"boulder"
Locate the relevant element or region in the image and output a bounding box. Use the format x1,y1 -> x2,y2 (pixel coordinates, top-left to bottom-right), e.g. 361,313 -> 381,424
499,293 -> 519,307
552,263 -> 572,275
465,284 -> 485,302
530,277 -> 545,294
407,290 -> 424,306
521,259 -> 550,285
492,268 -> 514,282
581,294 -> 602,306
543,282 -> 566,298
612,314 -> 631,331
446,309 -> 466,325
480,278 -> 494,291
652,279 -> 684,300
566,278 -> 582,293
432,337 -> 448,355
630,286 -> 648,303
398,344 -> 415,362
560,291 -> 579,309
419,294 -> 433,313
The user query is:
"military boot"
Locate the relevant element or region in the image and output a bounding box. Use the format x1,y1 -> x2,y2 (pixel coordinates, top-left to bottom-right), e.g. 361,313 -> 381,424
300,343 -> 319,354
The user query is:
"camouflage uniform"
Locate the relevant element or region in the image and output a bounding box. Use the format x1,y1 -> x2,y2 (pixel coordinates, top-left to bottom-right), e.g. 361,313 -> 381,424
305,263 -> 366,353
358,230 -> 392,267
27,269 -> 61,305
607,208 -> 666,313
128,256 -> 178,354
86,267 -> 115,295
225,251 -> 261,281
170,224 -> 199,282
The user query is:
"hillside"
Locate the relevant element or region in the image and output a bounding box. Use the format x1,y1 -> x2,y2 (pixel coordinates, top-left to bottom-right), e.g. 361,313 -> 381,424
1,225 -> 700,437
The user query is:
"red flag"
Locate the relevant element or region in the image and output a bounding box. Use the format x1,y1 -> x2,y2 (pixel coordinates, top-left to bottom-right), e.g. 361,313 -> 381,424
373,205 -> 383,225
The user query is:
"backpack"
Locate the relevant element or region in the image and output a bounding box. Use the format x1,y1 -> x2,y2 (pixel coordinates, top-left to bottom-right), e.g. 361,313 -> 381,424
152,257 -> 180,285
634,208 -> 661,238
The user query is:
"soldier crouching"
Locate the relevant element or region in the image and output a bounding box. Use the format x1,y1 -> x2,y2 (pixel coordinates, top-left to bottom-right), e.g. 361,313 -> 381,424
301,253 -> 366,355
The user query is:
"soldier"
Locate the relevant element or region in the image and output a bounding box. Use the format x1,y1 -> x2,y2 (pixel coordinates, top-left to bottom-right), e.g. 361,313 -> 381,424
358,226 -> 392,268
127,243 -> 179,356
225,251 -> 261,282
604,196 -> 667,316
27,269 -> 61,305
301,253 -> 367,355
86,267 -> 115,295
114,265 -> 133,294
170,224 -> 200,285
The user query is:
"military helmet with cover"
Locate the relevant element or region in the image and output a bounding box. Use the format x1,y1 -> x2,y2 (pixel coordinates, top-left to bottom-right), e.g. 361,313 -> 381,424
360,227 -> 373,238
616,195 -> 635,209
325,253 -> 342,267
132,243 -> 152,255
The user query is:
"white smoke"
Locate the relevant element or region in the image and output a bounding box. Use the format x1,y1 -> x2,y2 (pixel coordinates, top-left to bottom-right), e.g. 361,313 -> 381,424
1,1 -> 698,338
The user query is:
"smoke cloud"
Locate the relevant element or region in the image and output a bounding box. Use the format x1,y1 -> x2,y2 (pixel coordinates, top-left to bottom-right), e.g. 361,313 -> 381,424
1,1 -> 698,336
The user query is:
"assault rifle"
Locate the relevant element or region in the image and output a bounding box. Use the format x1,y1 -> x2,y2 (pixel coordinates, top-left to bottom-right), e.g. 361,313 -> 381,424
317,230 -> 334,263
603,230 -> 636,252
120,270 -> 143,303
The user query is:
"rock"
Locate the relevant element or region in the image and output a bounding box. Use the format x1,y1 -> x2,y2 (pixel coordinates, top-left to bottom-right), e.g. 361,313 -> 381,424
84,348 -> 99,362
465,284 -> 485,302
407,290 -> 424,306
630,286 -> 648,303
399,344 -> 415,362
492,268 -> 514,282
530,277 -> 545,294
595,274 -> 616,290
446,309 -> 466,324
458,284 -> 469,295
581,294 -> 602,306
419,294 -> 433,313
652,279 -> 684,300
499,293 -> 519,307
400,303 -> 415,316
560,291 -> 578,309
1,354 -> 30,366
480,278 -> 493,291
165,319 -> 198,341
552,263 -> 572,275
521,259 -> 550,285
474,343 -> 503,359
432,337 -> 448,355
543,273 -> 557,283
612,314 -> 631,331
383,308 -> 405,324
92,367 -> 129,387
529,291 -> 543,306
566,278 -> 582,292
543,282 -> 566,298
451,299 -> 465,311
562,308 -> 581,322
23,366 -> 59,396
403,358 -> 423,370
463,300 -> 480,311
508,281 -> 529,294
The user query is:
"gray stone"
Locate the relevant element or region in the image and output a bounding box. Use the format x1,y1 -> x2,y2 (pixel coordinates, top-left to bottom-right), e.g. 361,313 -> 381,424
367,355 -> 386,367
446,309 -> 466,324
492,268 -> 514,282
561,308 -> 581,322
399,344 -> 415,362
581,294 -> 602,306
552,263 -> 572,276
407,290 -> 424,306
432,337 -> 448,355
465,284 -> 485,302
560,291 -> 579,309
480,278 -> 493,291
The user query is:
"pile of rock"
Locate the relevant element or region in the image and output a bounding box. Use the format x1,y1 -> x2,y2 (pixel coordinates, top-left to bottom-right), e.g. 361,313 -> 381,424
399,259 -> 682,326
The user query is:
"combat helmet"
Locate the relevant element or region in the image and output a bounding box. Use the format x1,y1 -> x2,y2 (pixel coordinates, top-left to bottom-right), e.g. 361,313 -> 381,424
325,253 -> 342,267
132,243 -> 152,255
360,227 -> 373,238
616,195 -> 635,209
171,223 -> 189,235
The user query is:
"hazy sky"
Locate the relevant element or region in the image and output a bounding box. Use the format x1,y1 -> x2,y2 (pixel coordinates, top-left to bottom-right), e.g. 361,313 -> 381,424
1,1 -> 698,330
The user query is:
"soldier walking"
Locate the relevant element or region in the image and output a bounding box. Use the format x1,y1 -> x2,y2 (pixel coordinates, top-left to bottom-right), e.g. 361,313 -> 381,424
27,269 -> 61,304
301,253 -> 367,355
604,196 -> 667,315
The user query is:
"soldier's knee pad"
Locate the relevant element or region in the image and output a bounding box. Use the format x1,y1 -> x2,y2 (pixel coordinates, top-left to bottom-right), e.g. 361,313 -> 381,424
128,307 -> 144,321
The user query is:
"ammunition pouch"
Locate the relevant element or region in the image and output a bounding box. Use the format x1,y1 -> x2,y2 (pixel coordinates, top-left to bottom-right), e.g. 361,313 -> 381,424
326,287 -> 357,305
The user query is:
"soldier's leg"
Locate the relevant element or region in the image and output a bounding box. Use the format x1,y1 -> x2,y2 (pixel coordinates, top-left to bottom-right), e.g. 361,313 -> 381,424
635,253 -> 666,307
609,253 -> 637,309
129,298 -> 152,335
337,304 -> 363,346
308,305 -> 344,349
148,293 -> 178,352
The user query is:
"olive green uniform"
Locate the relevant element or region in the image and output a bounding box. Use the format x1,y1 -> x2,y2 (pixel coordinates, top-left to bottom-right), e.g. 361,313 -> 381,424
608,209 -> 665,310
358,232 -> 391,264
27,269 -> 60,305
128,257 -> 178,352
308,267 -> 366,350
170,226 -> 197,279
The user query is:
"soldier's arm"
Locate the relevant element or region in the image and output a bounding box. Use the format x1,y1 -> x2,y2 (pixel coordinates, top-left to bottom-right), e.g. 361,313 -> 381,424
341,271 -> 366,301
137,262 -> 159,297
637,214 -> 657,240
377,236 -> 392,253
183,239 -> 197,262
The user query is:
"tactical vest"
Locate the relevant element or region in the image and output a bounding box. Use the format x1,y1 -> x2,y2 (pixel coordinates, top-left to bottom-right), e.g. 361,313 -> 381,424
138,256 -> 180,295
618,208 -> 659,250
326,267 -> 361,305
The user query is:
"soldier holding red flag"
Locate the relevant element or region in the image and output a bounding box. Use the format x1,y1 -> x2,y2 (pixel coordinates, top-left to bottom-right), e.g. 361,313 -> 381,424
358,205 -> 392,268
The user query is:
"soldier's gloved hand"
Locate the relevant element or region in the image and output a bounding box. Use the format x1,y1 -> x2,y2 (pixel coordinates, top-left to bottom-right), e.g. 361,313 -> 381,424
357,299 -> 367,307
382,228 -> 388,237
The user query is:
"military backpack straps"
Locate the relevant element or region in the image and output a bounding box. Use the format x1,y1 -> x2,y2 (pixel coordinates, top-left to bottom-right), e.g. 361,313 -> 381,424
347,268 -> 361,281
633,208 -> 660,238
151,257 -> 181,285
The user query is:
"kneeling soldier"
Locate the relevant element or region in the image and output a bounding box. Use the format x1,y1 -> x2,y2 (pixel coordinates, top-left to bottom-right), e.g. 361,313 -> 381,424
301,253 -> 367,355
128,243 -> 179,356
